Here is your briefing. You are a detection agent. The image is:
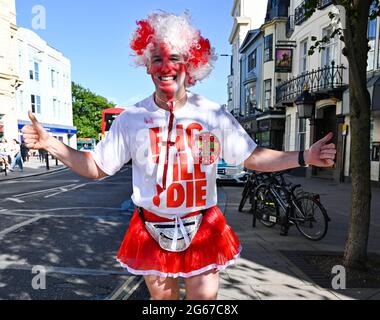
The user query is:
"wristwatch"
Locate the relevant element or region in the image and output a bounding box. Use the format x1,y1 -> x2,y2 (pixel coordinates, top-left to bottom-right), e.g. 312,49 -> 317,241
298,150 -> 307,167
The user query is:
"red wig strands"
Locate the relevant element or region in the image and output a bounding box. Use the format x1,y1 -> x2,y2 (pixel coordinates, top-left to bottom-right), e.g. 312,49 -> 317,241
130,12 -> 217,87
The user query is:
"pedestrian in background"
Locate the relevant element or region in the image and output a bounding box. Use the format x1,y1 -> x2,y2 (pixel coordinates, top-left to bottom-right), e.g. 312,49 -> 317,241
0,138 -> 12,165
9,139 -> 23,172
20,142 -> 29,162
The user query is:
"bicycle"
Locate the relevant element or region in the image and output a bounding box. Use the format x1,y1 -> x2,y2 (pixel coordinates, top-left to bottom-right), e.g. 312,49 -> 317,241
238,170 -> 289,213
238,171 -> 268,212
251,173 -> 330,241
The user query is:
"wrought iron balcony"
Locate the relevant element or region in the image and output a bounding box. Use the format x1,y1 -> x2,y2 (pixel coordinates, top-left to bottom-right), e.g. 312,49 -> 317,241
294,0 -> 308,25
276,61 -> 347,106
294,0 -> 316,26
317,0 -> 334,10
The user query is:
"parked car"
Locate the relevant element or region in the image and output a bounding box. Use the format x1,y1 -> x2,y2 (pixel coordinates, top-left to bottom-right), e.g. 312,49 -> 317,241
216,159 -> 249,184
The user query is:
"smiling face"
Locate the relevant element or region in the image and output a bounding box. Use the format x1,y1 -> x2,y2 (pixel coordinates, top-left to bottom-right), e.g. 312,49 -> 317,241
147,43 -> 187,102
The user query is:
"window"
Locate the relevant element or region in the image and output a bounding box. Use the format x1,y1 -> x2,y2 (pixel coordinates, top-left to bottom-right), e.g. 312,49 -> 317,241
57,100 -> 61,119
248,49 -> 257,72
51,69 -> 56,88
297,114 -> 307,151
34,62 -> 40,81
264,79 -> 272,109
53,98 -> 57,118
321,26 -> 337,67
368,17 -> 377,71
300,39 -> 308,73
228,85 -> 232,102
264,34 -> 273,62
29,70 -> 34,80
56,71 -> 60,89
245,83 -> 257,115
36,95 -> 41,114
31,95 -> 36,113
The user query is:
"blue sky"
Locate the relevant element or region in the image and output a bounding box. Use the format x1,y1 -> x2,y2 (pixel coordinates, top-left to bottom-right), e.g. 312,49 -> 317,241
15,0 -> 239,107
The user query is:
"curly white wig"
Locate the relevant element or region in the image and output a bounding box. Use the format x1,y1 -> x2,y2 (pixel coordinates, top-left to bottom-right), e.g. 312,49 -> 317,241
130,12 -> 217,87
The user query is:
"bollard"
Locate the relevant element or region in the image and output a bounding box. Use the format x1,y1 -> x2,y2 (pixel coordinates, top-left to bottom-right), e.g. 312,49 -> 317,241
45,152 -> 50,170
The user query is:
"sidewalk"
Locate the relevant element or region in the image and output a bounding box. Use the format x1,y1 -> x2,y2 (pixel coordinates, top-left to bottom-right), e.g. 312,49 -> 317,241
217,175 -> 380,300
0,156 -> 67,181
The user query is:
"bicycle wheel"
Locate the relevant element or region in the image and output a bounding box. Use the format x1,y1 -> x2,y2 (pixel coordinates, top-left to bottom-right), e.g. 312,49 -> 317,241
293,196 -> 329,241
238,180 -> 252,212
252,185 -> 278,228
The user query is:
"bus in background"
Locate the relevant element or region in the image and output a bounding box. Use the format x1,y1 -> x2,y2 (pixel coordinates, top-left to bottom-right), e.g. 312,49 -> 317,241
77,138 -> 96,151
100,107 -> 125,141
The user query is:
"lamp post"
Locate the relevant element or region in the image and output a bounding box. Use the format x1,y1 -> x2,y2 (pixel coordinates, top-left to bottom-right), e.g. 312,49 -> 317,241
294,85 -> 315,119
295,85 -> 316,178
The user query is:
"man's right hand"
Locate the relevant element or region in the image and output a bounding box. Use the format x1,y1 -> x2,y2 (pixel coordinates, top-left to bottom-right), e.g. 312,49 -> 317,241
22,111 -> 51,150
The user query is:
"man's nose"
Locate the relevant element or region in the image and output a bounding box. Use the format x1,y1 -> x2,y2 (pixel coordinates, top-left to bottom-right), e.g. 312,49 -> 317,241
161,60 -> 175,73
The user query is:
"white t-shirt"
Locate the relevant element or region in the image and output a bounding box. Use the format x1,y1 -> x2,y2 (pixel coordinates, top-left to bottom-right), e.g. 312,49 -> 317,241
92,92 -> 257,218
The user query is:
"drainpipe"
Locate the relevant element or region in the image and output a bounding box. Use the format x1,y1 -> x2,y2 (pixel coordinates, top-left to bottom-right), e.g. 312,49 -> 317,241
340,124 -> 348,183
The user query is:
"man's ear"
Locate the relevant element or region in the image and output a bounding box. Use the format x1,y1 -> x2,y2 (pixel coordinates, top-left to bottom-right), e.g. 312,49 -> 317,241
146,62 -> 152,75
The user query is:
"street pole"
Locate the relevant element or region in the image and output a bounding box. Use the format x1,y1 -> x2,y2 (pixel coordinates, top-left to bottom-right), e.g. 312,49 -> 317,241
45,152 -> 50,170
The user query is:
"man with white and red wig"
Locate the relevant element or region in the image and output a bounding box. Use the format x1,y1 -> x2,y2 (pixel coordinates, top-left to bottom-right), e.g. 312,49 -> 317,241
22,12 -> 336,300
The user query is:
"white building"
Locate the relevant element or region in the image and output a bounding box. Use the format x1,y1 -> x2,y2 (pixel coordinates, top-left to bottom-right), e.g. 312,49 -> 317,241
275,0 -> 350,181
0,0 -> 20,140
228,0 -> 267,114
16,27 -> 77,148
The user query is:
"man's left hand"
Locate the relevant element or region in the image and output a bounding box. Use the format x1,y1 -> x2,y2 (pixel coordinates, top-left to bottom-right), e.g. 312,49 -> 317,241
305,132 -> 336,167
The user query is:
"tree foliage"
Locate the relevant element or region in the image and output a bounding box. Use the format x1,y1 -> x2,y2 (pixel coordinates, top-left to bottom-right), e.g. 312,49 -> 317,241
307,0 -> 380,56
72,82 -> 116,140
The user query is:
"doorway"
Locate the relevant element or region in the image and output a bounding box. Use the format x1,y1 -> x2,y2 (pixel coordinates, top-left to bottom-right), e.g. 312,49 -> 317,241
314,105 -> 337,178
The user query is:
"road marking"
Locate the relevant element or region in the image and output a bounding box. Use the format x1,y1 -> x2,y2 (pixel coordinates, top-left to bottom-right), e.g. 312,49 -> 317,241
122,277 -> 144,300
0,215 -> 45,238
2,207 -> 122,213
4,198 -> 25,203
44,183 -> 87,198
108,276 -> 144,300
0,262 -> 130,276
11,184 -> 78,198
3,166 -> 130,201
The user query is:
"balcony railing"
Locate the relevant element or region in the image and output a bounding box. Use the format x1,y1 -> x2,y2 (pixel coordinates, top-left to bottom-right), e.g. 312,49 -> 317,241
317,0 -> 333,10
276,62 -> 347,105
294,0 -> 309,25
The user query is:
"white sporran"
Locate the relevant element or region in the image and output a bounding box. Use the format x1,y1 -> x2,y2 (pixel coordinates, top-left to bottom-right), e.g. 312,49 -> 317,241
144,214 -> 203,252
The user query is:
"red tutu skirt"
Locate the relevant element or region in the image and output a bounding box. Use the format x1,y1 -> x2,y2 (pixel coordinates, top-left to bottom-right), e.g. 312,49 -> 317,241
116,206 -> 241,278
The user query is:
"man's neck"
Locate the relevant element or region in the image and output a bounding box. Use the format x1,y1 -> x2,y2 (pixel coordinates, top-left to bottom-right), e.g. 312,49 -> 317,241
154,91 -> 188,112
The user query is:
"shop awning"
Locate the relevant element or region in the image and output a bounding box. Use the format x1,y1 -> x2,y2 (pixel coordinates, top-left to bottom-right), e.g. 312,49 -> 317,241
343,75 -> 380,114
18,121 -> 77,135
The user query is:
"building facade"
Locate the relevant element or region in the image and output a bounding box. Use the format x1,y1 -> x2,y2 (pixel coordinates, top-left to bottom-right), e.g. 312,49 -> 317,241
256,0 -> 289,150
228,0 -> 267,114
239,29 -> 263,140
0,0 -> 20,140
16,27 -> 77,148
275,0 -> 379,184
231,0 -> 290,150
228,0 -> 380,184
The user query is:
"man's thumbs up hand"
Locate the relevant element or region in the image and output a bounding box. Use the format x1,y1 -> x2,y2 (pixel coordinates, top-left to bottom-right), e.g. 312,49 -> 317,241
306,132 -> 336,167
21,111 -> 50,150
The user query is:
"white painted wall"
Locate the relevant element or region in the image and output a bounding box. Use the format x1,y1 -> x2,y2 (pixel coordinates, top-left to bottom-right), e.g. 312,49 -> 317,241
0,0 -> 19,140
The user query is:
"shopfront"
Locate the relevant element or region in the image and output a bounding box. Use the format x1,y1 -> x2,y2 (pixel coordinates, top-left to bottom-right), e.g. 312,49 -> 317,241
255,113 -> 285,150
17,121 -> 77,149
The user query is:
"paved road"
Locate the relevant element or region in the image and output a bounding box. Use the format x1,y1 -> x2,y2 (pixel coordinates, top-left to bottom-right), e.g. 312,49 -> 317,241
0,165 -> 139,300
